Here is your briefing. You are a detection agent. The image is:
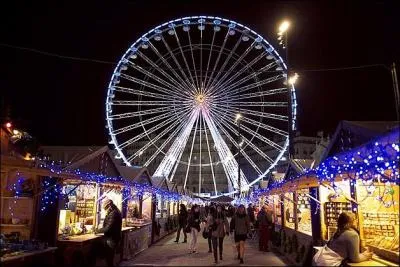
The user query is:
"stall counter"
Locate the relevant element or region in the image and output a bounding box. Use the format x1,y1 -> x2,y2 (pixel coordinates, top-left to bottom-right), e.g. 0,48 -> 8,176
1,247 -> 57,267
347,256 -> 399,267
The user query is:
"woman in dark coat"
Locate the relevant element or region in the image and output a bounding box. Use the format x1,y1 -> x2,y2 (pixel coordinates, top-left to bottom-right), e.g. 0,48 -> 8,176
230,204 -> 250,264
175,203 -> 188,243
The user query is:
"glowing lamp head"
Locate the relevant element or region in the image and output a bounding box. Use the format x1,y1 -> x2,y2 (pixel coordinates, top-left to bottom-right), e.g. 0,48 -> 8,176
13,129 -> 20,135
6,122 -> 12,128
235,113 -> 242,121
288,73 -> 299,85
278,21 -> 290,34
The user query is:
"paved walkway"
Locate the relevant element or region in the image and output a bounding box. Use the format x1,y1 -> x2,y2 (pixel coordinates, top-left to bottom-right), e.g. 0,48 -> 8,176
120,232 -> 287,266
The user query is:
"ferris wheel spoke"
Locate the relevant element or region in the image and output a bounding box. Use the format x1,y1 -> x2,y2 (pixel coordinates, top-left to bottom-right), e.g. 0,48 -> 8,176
183,112 -> 200,189
215,107 -> 288,137
117,114 -> 185,149
211,111 -> 275,164
203,30 -> 216,94
110,100 -> 193,106
186,32 -> 200,91
208,41 -> 256,95
217,88 -> 288,102
153,109 -> 200,181
212,51 -> 266,95
112,109 -> 186,135
161,37 -> 198,93
204,31 -> 230,92
212,118 -> 262,174
222,73 -> 286,97
108,106 -> 172,120
136,49 -> 193,97
198,113 -> 202,195
206,33 -> 244,91
227,101 -> 287,107
199,21 -> 204,94
172,29 -> 198,94
143,113 -> 192,167
124,58 -> 188,97
111,86 -> 186,101
202,112 -> 217,195
120,73 -> 189,100
212,61 -> 278,97
202,109 -> 249,190
127,111 -> 189,162
215,107 -> 285,151
228,106 -> 288,122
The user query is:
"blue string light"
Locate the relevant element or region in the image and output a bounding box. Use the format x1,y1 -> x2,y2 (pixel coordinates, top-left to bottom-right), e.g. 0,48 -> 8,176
247,128 -> 399,202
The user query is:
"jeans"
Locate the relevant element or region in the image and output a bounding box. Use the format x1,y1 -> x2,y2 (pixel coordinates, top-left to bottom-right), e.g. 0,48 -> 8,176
211,237 -> 224,261
176,225 -> 187,241
189,227 -> 198,251
208,236 -> 212,251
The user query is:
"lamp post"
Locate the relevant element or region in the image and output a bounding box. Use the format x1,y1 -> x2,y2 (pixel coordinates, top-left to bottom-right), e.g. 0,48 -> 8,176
277,20 -> 298,159
235,113 -> 242,198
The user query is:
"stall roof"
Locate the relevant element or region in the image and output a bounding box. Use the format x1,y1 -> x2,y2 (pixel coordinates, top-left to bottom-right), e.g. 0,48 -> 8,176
321,121 -> 399,161
119,166 -> 152,186
151,175 -> 169,191
40,146 -> 151,184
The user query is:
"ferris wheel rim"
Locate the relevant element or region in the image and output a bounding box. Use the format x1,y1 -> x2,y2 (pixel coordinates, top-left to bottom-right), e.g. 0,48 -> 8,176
105,15 -> 297,195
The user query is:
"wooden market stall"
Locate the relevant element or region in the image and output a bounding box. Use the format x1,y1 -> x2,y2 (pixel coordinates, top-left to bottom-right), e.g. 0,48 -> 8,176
150,176 -> 179,243
262,122 -> 399,266
40,146 -> 156,266
0,127 -> 64,266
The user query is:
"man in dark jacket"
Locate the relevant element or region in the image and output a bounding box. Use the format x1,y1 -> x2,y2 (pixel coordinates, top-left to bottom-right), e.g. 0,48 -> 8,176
95,199 -> 122,267
257,205 -> 273,252
175,203 -> 188,243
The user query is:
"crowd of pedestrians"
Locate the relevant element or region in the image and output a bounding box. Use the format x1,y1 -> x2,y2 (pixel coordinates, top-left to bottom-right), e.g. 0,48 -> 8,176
174,202 -> 274,265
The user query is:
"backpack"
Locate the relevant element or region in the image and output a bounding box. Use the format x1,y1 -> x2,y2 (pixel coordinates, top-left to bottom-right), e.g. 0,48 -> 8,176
312,245 -> 344,266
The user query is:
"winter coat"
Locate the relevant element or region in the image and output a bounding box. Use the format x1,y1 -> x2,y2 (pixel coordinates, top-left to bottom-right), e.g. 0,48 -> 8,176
207,212 -> 229,238
247,207 -> 256,223
188,211 -> 201,232
230,213 -> 250,236
178,209 -> 188,227
257,209 -> 273,228
97,204 -> 122,244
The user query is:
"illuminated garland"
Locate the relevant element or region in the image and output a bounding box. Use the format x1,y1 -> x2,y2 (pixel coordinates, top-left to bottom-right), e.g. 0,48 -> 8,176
248,128 -> 400,203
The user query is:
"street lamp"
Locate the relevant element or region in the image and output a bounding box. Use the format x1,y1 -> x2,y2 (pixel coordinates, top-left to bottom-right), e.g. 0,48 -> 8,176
288,73 -> 299,85
235,112 -> 242,198
277,20 -> 295,158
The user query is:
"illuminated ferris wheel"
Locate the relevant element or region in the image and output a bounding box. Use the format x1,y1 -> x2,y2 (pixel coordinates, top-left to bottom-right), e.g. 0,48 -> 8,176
106,16 -> 296,196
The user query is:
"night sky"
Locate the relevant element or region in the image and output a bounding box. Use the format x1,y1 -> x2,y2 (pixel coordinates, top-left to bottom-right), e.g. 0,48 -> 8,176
1,1 -> 398,146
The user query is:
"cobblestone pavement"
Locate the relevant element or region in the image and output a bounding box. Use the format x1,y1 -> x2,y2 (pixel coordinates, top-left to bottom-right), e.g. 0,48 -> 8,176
120,232 -> 287,266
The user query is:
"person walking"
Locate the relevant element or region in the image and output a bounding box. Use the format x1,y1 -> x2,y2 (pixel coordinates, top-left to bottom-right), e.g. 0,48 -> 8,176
247,203 -> 256,225
94,199 -> 122,267
175,203 -> 188,243
205,206 -> 215,253
257,205 -> 273,252
230,204 -> 250,264
187,205 -> 201,253
207,205 -> 230,264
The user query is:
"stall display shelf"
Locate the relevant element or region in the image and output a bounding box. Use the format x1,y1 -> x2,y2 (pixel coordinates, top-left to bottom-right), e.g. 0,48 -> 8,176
324,202 -> 352,226
296,191 -> 312,235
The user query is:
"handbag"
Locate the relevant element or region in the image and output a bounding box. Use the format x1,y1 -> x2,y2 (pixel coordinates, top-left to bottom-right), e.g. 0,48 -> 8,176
202,229 -> 209,239
312,245 -> 344,266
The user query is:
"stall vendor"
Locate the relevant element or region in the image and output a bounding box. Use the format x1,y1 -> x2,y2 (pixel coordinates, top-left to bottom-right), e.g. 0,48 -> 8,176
94,199 -> 122,267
